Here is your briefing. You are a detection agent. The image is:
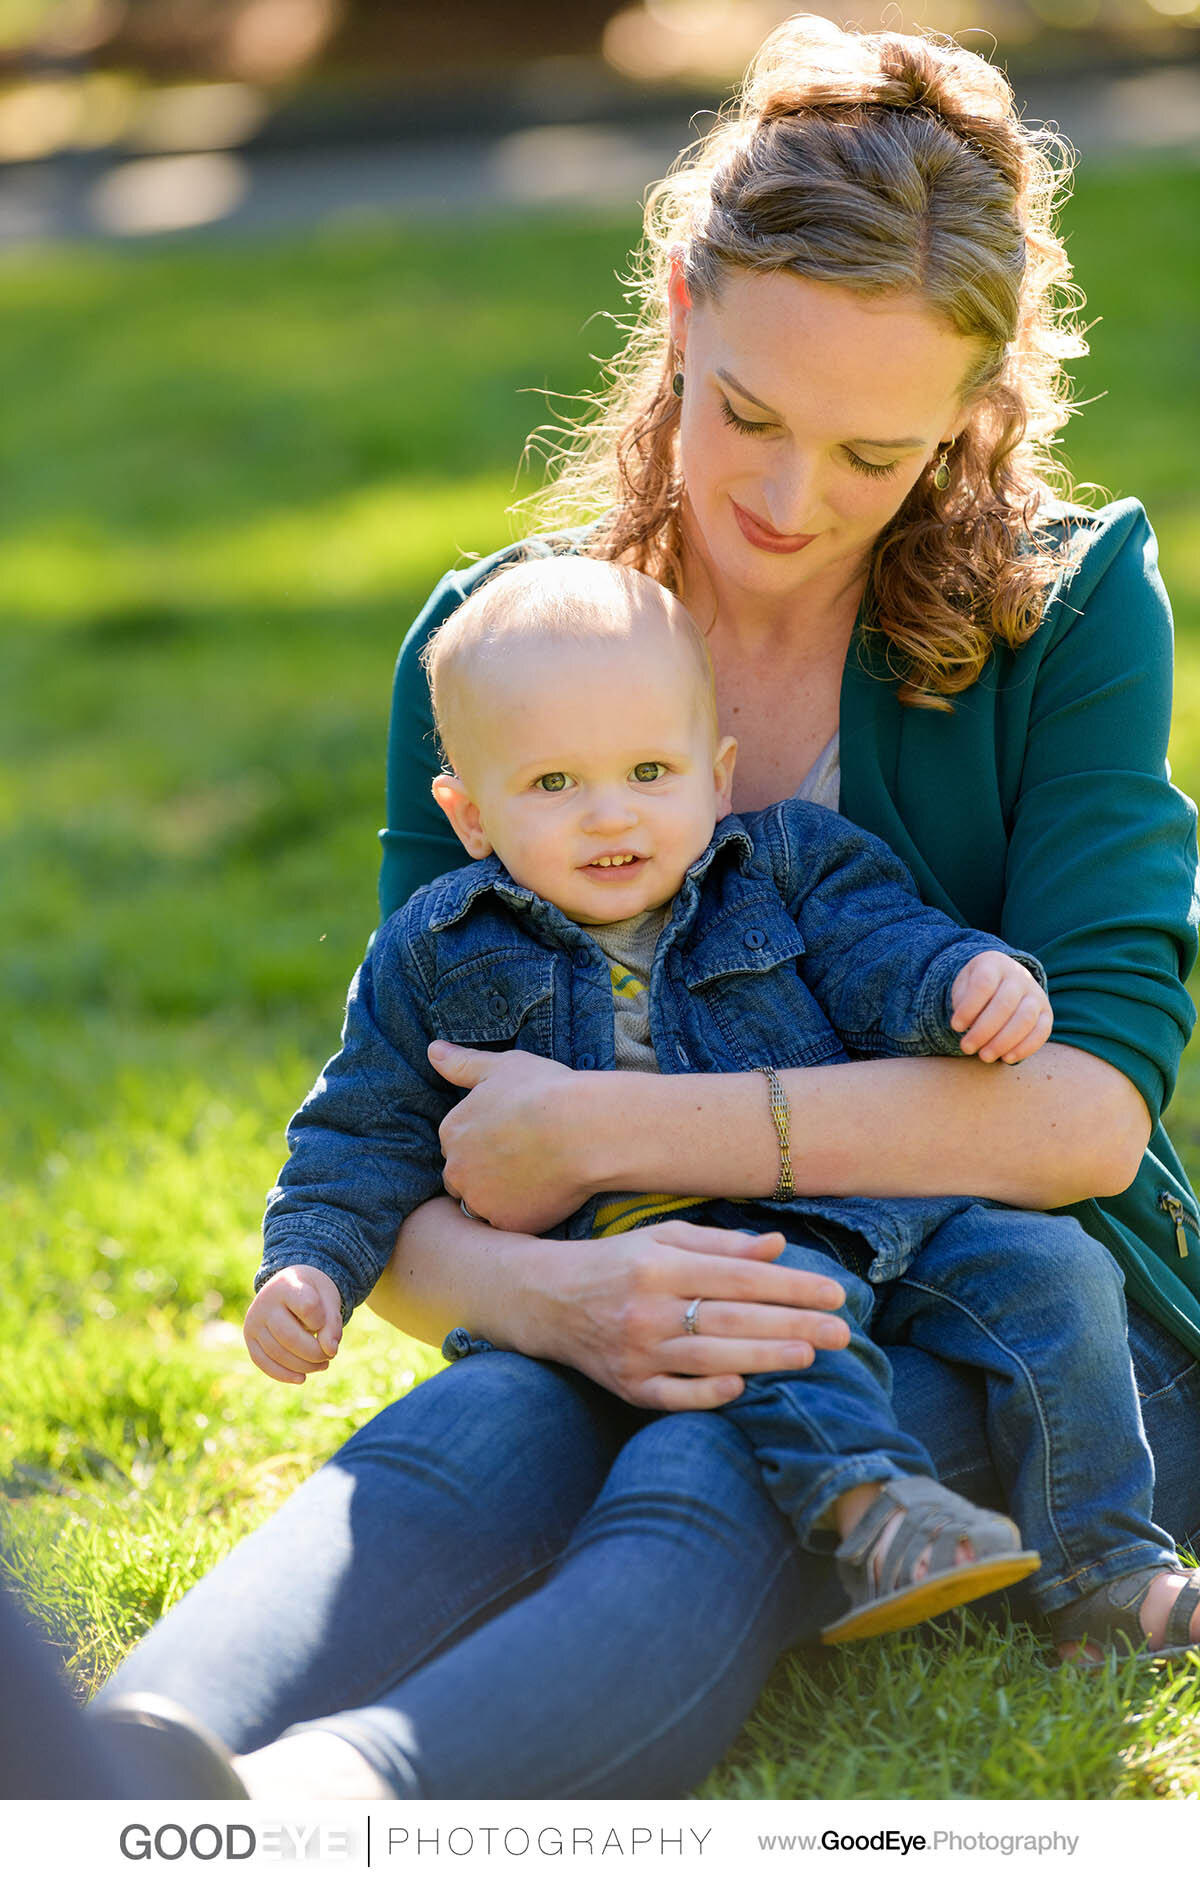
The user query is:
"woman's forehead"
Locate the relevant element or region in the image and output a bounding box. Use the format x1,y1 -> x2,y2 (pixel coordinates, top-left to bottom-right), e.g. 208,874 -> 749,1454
694,269 -> 981,419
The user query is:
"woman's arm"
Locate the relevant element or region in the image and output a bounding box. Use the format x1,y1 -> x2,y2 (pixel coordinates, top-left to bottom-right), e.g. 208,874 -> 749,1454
426,1038 -> 1150,1233
369,1195 -> 852,1410
369,1041 -> 1143,1404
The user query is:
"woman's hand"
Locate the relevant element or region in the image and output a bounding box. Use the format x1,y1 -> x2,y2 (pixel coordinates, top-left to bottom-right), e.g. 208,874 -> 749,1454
542,1219 -> 851,1411
428,1041 -> 600,1231
371,1194 -> 852,1413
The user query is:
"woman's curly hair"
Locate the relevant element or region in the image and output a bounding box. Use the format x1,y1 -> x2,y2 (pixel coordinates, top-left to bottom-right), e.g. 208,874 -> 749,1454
525,14 -> 1087,708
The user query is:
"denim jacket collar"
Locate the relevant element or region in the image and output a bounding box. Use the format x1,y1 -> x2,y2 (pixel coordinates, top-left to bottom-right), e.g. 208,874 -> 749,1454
422,816 -> 758,942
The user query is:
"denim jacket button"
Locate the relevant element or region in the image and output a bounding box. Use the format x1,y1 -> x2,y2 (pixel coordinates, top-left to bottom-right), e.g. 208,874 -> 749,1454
743,928 -> 767,950
578,1053 -> 596,1069
487,990 -> 509,1018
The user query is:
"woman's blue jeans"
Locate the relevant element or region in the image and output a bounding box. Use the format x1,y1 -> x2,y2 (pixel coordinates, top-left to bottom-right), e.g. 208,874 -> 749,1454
101,1305 -> 1200,1800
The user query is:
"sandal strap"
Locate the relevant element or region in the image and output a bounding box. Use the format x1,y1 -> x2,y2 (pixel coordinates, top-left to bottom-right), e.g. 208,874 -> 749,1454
1163,1574 -> 1200,1650
1050,1563 -> 1195,1651
882,1505 -> 968,1588
1049,1567 -> 1156,1648
835,1476 -> 1020,1605
836,1480 -> 913,1575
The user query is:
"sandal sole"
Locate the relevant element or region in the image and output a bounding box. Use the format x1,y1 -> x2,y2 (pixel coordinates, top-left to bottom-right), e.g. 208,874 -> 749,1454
821,1549 -> 1042,1645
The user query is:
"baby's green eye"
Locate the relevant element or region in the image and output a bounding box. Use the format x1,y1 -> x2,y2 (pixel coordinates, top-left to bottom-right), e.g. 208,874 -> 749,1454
535,772 -> 569,793
632,762 -> 666,783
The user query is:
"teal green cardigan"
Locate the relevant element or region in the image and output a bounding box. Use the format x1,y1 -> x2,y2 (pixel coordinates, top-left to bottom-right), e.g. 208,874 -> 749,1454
380,499 -> 1200,1359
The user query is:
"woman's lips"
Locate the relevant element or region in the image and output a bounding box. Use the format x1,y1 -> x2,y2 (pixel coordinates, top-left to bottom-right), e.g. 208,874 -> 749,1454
731,499 -> 816,555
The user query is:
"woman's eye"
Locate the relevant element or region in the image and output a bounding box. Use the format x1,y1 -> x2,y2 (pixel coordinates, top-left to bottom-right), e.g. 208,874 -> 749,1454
534,772 -> 569,793
719,395 -> 773,437
844,450 -> 899,481
632,761 -> 667,783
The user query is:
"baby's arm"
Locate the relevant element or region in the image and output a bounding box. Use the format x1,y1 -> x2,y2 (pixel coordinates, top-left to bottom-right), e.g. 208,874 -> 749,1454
244,1265 -> 343,1385
249,910 -> 452,1382
764,802 -> 1050,1063
951,951 -> 1053,1065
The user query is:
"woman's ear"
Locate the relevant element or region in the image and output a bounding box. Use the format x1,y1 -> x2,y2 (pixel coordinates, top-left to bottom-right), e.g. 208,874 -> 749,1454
947,388 -> 983,448
667,246 -> 692,355
431,773 -> 493,859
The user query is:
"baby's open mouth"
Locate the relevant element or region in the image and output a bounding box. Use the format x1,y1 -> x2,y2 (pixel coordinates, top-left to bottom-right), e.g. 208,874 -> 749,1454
580,853 -> 645,878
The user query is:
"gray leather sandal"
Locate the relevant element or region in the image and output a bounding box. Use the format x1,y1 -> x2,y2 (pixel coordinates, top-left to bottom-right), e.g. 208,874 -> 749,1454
1050,1564 -> 1200,1663
821,1475 -> 1041,1646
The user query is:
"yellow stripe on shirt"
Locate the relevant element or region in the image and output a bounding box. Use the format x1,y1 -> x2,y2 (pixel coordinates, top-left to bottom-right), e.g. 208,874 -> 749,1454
592,1192 -> 713,1237
609,964 -> 645,1000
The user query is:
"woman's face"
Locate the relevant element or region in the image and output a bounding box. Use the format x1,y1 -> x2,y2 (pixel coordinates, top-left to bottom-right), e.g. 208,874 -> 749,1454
669,266 -> 982,605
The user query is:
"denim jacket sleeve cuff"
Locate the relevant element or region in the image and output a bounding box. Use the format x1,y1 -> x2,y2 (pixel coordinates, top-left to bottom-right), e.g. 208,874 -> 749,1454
916,941 -> 1048,1055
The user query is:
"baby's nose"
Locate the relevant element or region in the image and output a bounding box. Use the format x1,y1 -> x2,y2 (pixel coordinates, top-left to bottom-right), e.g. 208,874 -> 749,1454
581,790 -> 638,831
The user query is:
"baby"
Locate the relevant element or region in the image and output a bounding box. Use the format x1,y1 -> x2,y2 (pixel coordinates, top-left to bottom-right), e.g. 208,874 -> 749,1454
246,557 -> 1182,1649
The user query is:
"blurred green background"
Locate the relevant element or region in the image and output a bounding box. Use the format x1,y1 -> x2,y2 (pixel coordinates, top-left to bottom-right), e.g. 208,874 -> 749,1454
2,0 -> 1200,1804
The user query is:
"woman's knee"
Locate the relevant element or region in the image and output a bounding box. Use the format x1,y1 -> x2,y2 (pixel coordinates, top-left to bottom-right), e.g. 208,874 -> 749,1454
335,1350 -> 633,1508
588,1409 -> 797,1570
907,1207 -> 1126,1326
1029,1214 -> 1124,1304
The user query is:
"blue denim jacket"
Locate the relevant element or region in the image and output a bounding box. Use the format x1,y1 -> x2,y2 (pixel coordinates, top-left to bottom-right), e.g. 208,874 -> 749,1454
258,797 -> 1043,1314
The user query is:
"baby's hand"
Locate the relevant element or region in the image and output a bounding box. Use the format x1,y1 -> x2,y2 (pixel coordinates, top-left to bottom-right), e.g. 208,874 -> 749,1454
244,1265 -> 343,1385
951,951 -> 1052,1065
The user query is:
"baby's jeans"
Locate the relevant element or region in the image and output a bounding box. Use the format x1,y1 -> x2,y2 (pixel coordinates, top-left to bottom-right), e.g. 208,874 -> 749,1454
713,1202 -> 1178,1615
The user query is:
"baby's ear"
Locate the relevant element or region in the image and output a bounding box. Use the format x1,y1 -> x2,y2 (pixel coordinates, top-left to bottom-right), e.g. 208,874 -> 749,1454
431,773 -> 493,859
713,735 -> 738,819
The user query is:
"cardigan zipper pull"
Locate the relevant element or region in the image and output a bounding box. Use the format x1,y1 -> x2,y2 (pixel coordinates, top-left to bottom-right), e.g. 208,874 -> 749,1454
1160,1192 -> 1191,1261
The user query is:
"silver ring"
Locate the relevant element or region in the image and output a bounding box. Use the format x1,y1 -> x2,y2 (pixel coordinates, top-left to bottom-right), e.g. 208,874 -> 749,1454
683,1297 -> 703,1337
459,1198 -> 480,1221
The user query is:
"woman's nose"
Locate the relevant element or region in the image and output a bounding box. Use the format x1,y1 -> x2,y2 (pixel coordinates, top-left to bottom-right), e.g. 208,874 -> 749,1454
762,453 -> 817,532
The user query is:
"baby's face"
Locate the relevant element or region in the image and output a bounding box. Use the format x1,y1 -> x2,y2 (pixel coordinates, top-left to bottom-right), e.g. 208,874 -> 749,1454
435,632 -> 736,926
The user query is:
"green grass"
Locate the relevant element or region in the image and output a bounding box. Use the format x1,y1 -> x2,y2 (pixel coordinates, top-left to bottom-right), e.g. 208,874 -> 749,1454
3,161 -> 1200,1799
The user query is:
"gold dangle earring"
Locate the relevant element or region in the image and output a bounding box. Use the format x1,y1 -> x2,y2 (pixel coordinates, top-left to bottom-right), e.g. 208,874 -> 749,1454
672,359 -> 685,399
932,437 -> 955,491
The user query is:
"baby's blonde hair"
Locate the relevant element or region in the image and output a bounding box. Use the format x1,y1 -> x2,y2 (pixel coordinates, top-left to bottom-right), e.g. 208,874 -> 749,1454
423,557 -> 718,772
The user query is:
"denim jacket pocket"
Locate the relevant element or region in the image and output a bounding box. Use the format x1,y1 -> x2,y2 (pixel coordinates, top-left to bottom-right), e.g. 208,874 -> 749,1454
429,953 -> 556,1054
682,912 -> 844,1070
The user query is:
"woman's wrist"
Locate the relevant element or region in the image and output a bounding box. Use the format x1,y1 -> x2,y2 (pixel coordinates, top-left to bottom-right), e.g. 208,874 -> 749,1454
369,1195 -> 574,1355
570,1071 -> 637,1193
491,1228 -> 580,1361
579,1068 -> 777,1197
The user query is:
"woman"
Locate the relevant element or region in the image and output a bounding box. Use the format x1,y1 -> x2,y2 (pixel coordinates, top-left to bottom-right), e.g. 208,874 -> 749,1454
99,16 -> 1200,1798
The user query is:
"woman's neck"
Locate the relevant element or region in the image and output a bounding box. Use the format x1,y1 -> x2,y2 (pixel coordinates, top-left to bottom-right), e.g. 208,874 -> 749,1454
678,535 -> 866,662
